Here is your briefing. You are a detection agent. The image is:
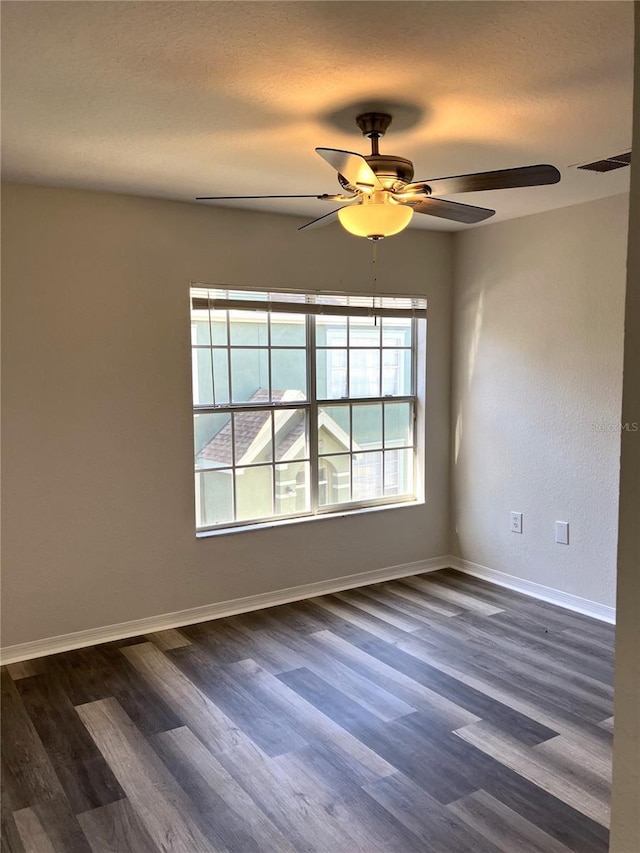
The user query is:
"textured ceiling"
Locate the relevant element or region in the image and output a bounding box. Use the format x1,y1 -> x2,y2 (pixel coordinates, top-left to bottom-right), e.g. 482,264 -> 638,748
1,1 -> 634,231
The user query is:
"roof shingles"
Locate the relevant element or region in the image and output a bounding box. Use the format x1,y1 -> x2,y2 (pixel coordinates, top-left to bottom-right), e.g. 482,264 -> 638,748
199,390 -> 292,466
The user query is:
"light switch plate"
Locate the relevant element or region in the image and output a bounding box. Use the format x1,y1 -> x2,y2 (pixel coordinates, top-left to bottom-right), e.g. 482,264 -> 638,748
555,521 -> 569,544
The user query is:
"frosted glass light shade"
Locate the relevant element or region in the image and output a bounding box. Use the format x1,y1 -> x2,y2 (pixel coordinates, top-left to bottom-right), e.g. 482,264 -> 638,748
338,199 -> 414,239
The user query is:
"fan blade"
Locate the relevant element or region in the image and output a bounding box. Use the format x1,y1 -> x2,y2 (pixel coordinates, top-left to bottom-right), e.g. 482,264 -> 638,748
316,148 -> 383,192
410,197 -> 495,224
413,164 -> 561,196
196,193 -> 347,200
297,208 -> 344,231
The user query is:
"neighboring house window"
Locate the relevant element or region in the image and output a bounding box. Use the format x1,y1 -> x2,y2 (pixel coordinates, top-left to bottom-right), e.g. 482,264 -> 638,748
190,286 -> 427,532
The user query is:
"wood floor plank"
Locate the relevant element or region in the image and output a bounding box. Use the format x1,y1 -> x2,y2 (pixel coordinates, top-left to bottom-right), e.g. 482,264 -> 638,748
120,641 -> 395,850
399,710 -> 515,790
375,581 -> 463,617
393,581 -> 466,617
352,635 -> 559,745
405,575 -> 504,616
456,645 -> 612,726
279,602 -> 331,634
241,600 -> 328,635
334,589 -> 428,632
248,622 -> 415,722
435,570 -> 614,637
7,661 -> 46,681
308,595 -> 412,642
120,641 -> 259,755
560,627 -> 616,656
254,751 -> 378,853
144,629 -> 191,651
365,585 -> 461,629
46,647 -> 182,737
270,748 -> 426,853
278,667 -> 482,804
16,797 -> 92,853
447,789 -> 575,853
551,626 -> 615,662
75,698 -> 223,852
1,821 -> 26,853
277,665 -> 384,733
423,570 -> 509,609
181,618 -> 264,664
311,629 -> 480,729
76,799 -> 159,853
455,720 -> 610,827
417,608 -> 614,697
222,616 -> 309,672
1,749 -> 28,853
289,599 -> 377,644
155,719 -> 377,853
363,771 -> 504,853
350,586 -> 442,627
407,649 -> 611,745
15,673 -> 125,814
467,609 -> 614,688
229,658 -> 396,780
0,673 -> 66,810
167,644 -> 311,757
219,605 -> 418,719
409,622 -> 613,723
153,727 -> 298,853
1,570 -> 614,853
533,733 -> 612,790
13,808 -> 56,853
482,764 -> 610,853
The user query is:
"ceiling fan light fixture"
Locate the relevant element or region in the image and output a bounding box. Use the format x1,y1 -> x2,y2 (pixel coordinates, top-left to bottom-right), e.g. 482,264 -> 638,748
337,193 -> 414,239
198,112 -> 561,231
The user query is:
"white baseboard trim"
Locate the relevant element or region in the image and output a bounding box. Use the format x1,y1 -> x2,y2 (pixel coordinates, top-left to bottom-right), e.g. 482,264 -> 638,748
449,556 -> 616,624
2,554 -> 614,664
0,556 -> 450,665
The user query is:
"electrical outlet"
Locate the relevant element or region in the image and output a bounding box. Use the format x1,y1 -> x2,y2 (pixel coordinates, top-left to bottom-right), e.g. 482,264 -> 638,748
511,512 -> 523,534
555,521 -> 569,544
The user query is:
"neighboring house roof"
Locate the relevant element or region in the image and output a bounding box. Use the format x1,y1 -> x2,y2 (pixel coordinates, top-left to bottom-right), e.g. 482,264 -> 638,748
199,390 -> 280,466
197,388 -> 353,468
199,389 -> 307,467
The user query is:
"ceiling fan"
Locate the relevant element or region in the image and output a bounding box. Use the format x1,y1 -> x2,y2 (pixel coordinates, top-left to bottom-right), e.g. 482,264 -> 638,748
196,112 -> 561,239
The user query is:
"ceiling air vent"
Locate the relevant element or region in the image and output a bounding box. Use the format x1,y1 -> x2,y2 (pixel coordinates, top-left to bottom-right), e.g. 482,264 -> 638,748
578,151 -> 631,172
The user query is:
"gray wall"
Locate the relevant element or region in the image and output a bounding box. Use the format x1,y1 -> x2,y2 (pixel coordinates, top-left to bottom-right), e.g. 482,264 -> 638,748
1,183 -> 454,647
451,193 -> 629,607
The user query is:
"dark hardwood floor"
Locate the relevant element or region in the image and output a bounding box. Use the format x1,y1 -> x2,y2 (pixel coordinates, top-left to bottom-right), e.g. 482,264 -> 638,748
1,569 -> 614,852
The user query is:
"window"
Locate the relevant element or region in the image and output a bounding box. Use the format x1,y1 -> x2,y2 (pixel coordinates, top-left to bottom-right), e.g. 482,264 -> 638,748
191,286 -> 427,532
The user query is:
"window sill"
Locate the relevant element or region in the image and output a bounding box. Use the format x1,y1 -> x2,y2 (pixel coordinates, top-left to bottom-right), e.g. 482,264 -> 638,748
196,499 -> 425,539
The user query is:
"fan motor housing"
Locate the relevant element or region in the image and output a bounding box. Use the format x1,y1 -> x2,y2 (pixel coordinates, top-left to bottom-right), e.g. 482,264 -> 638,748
338,154 -> 415,192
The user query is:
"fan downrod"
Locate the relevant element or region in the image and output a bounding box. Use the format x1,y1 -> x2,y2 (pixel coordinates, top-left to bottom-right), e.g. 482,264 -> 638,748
356,113 -> 392,156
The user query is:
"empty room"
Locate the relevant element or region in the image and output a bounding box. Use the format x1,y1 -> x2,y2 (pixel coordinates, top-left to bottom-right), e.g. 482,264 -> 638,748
1,2 -> 639,852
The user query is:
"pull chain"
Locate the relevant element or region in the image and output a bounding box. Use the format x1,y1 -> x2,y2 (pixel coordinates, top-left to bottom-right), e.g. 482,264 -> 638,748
372,239 -> 379,325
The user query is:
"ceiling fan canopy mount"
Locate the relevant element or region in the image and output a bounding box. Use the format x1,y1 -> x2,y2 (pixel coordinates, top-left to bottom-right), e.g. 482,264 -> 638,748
196,109 -> 561,238
355,111 -> 394,139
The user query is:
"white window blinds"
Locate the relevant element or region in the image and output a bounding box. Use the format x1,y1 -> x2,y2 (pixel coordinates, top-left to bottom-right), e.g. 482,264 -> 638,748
191,285 -> 427,319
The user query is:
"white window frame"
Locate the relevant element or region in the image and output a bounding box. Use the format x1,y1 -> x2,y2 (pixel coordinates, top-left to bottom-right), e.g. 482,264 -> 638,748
191,285 -> 427,534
